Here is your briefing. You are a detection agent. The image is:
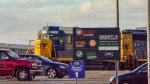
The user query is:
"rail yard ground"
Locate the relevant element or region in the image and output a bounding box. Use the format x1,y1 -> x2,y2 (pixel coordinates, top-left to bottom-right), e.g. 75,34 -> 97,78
0,70 -> 129,84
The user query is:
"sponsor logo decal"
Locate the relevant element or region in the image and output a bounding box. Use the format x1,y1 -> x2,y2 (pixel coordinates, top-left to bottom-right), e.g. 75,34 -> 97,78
76,29 -> 82,36
89,40 -> 96,47
76,51 -> 83,58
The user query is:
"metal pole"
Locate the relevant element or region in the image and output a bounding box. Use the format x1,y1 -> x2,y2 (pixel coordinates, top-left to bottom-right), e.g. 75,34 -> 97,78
76,77 -> 77,84
116,0 -> 119,27
115,60 -> 119,84
116,0 -> 119,84
148,0 -> 150,84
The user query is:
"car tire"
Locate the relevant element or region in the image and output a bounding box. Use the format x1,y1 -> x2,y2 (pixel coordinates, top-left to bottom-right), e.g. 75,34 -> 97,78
16,68 -> 30,81
57,75 -> 64,78
120,81 -> 131,84
47,68 -> 57,78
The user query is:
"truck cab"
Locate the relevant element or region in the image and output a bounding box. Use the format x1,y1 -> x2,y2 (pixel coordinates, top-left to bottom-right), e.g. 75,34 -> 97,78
0,49 -> 42,81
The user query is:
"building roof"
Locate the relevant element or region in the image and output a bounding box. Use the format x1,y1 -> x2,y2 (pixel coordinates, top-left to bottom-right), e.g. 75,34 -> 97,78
0,43 -> 32,49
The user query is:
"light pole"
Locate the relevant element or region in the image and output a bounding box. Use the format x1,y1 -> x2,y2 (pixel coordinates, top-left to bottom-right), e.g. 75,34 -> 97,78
148,0 -> 150,84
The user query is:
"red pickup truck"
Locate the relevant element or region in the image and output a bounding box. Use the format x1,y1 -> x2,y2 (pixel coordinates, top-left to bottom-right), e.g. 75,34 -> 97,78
0,49 -> 42,81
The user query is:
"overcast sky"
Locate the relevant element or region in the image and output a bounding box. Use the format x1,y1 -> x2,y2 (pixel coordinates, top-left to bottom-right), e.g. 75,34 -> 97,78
0,0 -> 147,44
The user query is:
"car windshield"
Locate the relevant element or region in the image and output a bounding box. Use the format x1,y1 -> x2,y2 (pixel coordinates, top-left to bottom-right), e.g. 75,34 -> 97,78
7,50 -> 20,59
38,56 -> 52,62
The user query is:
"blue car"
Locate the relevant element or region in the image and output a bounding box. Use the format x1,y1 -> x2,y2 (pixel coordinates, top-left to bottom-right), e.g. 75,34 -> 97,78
109,63 -> 147,84
19,54 -> 68,78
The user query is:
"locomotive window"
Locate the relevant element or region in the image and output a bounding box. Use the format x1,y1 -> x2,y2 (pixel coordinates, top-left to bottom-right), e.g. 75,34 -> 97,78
36,43 -> 47,49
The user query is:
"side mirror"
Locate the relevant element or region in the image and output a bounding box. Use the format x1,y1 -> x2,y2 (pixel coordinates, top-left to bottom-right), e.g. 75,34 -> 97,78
4,56 -> 9,60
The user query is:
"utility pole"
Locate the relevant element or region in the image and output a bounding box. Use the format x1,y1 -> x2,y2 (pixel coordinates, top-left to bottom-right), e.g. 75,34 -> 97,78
116,0 -> 119,27
148,0 -> 150,84
116,0 -> 119,84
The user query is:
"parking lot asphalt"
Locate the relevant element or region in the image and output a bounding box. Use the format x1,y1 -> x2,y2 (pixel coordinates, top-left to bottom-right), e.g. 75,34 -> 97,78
0,70 -> 129,84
